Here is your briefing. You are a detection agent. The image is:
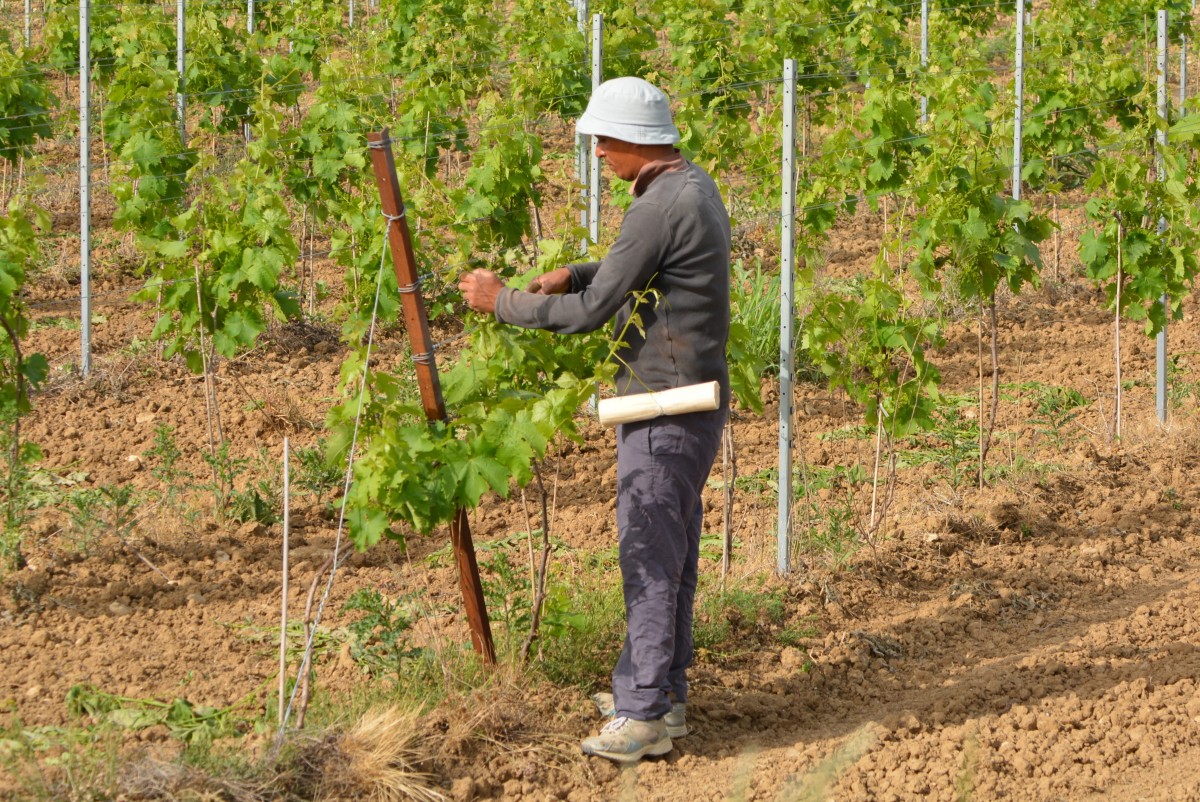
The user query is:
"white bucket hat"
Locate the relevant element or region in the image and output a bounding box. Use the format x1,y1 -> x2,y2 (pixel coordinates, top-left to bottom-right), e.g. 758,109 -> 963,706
576,76 -> 680,145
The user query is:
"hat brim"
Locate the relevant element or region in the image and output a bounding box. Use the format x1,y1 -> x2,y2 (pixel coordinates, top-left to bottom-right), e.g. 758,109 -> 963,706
576,111 -> 681,145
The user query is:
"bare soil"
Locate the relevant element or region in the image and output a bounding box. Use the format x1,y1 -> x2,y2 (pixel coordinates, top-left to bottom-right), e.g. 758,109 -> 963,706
5,195 -> 1200,802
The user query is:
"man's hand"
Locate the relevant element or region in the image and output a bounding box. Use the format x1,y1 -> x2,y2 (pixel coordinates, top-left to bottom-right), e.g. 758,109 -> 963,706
526,266 -> 571,295
459,269 -> 504,314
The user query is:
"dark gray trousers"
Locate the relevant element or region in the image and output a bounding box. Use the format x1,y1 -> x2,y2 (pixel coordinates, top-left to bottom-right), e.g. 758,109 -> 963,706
612,407 -> 726,721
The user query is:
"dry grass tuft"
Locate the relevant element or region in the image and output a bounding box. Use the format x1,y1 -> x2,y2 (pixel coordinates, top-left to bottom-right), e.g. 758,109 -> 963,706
116,757 -> 275,801
42,345 -> 175,403
312,707 -> 445,802
262,319 -> 340,356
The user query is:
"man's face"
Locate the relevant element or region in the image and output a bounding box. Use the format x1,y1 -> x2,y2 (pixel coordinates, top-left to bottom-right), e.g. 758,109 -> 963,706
593,136 -> 645,182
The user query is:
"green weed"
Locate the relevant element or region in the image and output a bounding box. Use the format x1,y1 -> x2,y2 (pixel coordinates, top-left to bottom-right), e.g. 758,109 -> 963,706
794,498 -> 861,570
64,484 -> 139,557
65,683 -> 254,746
342,588 -> 428,686
293,438 -> 344,497
797,462 -> 868,495
534,575 -> 624,687
228,481 -> 280,525
778,621 -> 821,649
899,395 -> 979,490
200,440 -> 246,520
694,583 -> 787,657
733,467 -> 777,498
818,424 -> 875,443
730,258 -> 782,375
28,316 -> 79,332
1020,382 -> 1088,449
984,451 -> 1057,486
224,618 -> 343,667
0,718 -> 123,801
955,730 -> 980,801
144,425 -> 187,486
0,413 -> 43,571
479,546 -> 590,658
199,442 -> 279,525
1167,353 -> 1200,407
480,549 -> 532,636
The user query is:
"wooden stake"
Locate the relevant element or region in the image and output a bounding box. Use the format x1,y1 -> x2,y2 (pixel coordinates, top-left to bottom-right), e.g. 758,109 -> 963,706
720,413 -> 729,583
1115,220 -> 1124,440
194,261 -> 222,503
988,301 -> 1000,434
869,412 -> 883,534
295,554 -> 334,730
367,130 -> 496,665
1053,196 -> 1060,281
279,437 -> 290,727
520,464 -> 553,661
978,299 -> 985,489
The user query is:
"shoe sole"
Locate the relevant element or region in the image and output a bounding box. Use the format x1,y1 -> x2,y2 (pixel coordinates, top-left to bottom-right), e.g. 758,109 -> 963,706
582,736 -> 673,764
666,722 -> 688,739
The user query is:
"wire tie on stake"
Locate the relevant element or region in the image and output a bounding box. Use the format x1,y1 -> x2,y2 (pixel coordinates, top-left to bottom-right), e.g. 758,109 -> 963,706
382,205 -> 406,222
412,350 -> 435,365
397,280 -> 421,294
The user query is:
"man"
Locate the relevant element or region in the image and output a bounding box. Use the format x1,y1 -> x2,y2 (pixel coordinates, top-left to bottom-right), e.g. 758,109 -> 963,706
459,76 -> 731,764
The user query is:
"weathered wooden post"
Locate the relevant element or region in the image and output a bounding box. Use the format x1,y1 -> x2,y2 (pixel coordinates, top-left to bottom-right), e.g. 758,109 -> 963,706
367,130 -> 497,665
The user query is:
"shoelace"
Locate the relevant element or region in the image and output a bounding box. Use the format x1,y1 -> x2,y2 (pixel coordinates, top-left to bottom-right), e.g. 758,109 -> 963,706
601,716 -> 631,733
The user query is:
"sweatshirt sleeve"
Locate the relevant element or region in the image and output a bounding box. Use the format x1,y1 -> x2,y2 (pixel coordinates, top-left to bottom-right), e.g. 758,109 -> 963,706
568,262 -> 600,291
494,202 -> 670,334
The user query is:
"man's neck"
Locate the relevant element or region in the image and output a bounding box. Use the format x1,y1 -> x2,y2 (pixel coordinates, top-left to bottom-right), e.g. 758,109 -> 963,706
632,149 -> 685,196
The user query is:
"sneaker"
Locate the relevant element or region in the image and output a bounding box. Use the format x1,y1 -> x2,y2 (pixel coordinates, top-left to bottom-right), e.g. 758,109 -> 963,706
591,692 -> 689,739
581,716 -> 672,764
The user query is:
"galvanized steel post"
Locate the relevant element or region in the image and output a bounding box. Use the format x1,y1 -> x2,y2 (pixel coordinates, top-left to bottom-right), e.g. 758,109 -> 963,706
1157,9 -> 1169,424
24,0 -> 30,47
778,60 -> 797,576
577,0 -> 589,254
1013,0 -> 1025,201
245,0 -> 254,142
920,0 -> 929,124
80,0 -> 91,376
589,13 -> 602,245
177,0 -> 186,147
1182,2 -> 1192,110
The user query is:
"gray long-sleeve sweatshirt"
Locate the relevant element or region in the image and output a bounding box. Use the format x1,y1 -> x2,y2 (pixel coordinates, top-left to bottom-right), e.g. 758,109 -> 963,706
494,159 -> 731,406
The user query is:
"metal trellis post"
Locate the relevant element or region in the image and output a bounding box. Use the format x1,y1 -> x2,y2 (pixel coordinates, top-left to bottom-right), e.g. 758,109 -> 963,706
577,0 -> 589,254
1182,1 -> 1192,110
366,130 -> 497,666
1013,0 -> 1025,202
177,0 -> 186,147
589,12 -> 602,245
24,0 -> 30,47
349,0 -> 354,28
244,0 -> 254,143
920,0 -> 929,125
80,0 -> 91,376
778,60 -> 797,576
1157,9 -> 1169,424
